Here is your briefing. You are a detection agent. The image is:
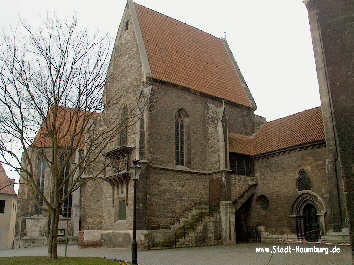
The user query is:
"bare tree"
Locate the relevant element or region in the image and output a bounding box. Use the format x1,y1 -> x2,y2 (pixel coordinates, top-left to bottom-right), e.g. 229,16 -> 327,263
0,15 -> 145,258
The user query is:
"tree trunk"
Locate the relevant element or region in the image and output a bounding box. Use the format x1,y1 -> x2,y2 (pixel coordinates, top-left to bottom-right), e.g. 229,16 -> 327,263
48,208 -> 60,259
47,210 -> 52,258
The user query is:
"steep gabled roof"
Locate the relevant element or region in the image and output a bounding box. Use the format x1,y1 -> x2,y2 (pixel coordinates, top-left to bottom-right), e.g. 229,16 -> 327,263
132,2 -> 254,108
229,107 -> 325,155
33,106 -> 99,150
0,163 -> 16,196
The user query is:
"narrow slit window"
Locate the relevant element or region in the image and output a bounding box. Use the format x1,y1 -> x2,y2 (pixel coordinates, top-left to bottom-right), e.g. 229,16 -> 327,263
120,106 -> 128,146
118,200 -> 126,220
175,112 -> 185,165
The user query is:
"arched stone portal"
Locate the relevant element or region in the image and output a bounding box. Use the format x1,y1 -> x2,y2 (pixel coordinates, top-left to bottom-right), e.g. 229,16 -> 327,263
290,191 -> 326,241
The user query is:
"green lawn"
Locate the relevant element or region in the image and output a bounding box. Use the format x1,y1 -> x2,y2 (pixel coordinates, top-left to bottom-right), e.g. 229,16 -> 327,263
0,257 -> 132,265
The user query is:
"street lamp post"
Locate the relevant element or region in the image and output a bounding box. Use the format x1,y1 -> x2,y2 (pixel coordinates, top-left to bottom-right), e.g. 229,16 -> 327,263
131,159 -> 140,265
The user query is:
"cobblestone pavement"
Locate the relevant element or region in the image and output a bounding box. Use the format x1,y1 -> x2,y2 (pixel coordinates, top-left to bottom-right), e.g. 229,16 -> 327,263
0,243 -> 352,265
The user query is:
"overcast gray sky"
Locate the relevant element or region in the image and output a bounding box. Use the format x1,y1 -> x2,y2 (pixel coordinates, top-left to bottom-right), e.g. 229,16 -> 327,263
1,0 -> 321,186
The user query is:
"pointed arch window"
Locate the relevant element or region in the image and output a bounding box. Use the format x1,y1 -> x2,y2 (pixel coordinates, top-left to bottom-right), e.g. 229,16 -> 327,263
139,117 -> 145,159
175,109 -> 189,166
296,169 -> 312,191
35,154 -> 46,214
60,154 -> 72,218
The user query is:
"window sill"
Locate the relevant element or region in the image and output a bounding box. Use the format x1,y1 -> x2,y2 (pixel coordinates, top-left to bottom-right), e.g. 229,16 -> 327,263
175,165 -> 189,170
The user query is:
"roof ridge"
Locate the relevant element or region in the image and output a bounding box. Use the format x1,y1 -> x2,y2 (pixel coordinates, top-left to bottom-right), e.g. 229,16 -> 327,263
54,105 -> 100,115
229,132 -> 255,139
134,2 -> 223,41
266,106 -> 321,123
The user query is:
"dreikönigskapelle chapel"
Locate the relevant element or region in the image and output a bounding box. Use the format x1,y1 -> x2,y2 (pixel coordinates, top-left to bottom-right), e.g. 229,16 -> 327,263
16,1 -> 350,248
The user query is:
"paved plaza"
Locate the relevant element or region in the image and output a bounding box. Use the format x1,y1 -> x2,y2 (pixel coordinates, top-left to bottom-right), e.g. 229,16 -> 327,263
0,243 -> 352,265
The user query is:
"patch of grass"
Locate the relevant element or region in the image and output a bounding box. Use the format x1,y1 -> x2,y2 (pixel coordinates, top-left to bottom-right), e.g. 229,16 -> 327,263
0,257 -> 132,265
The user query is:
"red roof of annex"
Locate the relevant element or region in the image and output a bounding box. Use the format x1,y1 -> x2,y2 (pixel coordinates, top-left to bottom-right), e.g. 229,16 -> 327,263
0,163 -> 16,196
33,106 -> 99,150
229,107 -> 325,155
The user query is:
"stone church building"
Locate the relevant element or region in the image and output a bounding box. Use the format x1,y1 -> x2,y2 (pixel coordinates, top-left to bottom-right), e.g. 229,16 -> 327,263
16,0 -> 349,248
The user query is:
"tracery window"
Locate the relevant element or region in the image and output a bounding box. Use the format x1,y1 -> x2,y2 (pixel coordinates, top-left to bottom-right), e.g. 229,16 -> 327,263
60,154 -> 72,218
175,109 -> 188,166
139,117 -> 145,159
296,169 -> 312,191
35,154 -> 46,214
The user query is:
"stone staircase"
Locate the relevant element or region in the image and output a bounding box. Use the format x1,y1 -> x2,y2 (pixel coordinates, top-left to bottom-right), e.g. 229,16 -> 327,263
176,211 -> 221,247
146,205 -> 221,249
234,182 -> 257,212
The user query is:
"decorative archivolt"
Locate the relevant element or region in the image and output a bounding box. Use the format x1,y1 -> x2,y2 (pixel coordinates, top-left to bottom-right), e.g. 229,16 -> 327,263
290,191 -> 326,216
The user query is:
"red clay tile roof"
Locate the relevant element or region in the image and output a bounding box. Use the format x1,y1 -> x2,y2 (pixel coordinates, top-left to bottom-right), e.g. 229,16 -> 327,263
229,133 -> 254,155
0,163 -> 16,195
33,106 -> 99,150
229,107 -> 325,155
135,4 -> 252,108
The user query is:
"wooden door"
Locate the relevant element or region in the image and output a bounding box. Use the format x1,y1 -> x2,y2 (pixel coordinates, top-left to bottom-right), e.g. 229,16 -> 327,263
303,204 -> 320,242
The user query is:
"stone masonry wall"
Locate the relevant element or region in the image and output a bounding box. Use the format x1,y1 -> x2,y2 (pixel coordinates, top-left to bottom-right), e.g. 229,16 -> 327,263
250,146 -> 328,235
81,180 -> 103,230
149,81 -> 255,171
225,104 -> 255,136
231,175 -> 253,203
81,5 -> 144,232
145,167 -> 211,229
102,6 -> 142,153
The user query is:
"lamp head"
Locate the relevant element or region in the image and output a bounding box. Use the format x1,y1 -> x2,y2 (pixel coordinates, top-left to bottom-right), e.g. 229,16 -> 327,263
132,159 -> 141,180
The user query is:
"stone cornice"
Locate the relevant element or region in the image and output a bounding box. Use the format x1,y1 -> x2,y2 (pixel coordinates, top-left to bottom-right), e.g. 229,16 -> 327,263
148,77 -> 254,111
254,141 -> 325,160
149,163 -> 231,175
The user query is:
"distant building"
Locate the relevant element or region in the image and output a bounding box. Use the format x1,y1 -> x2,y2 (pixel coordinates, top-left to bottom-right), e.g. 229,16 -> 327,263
16,107 -> 97,248
0,163 -> 17,249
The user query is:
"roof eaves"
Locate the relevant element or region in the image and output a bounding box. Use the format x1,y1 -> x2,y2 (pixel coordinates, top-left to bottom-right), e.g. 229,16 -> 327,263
222,39 -> 257,110
254,140 -> 326,157
128,0 -> 152,80
149,77 -> 253,110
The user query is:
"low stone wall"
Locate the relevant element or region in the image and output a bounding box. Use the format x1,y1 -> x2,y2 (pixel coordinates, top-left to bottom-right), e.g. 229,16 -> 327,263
78,230 -> 102,248
259,227 -> 350,244
14,236 -> 77,248
78,230 -> 148,249
14,236 -> 47,248
25,215 -> 73,238
25,216 -> 47,238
